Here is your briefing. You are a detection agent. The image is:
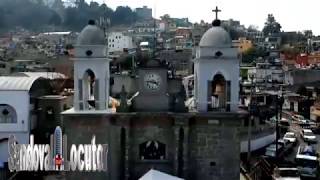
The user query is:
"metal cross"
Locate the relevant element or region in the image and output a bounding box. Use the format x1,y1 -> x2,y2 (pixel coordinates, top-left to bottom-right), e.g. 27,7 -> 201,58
212,6 -> 221,20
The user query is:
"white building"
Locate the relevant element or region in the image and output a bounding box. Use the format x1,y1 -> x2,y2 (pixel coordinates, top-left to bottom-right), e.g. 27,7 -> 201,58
135,6 -> 152,20
0,76 -> 49,167
194,20 -> 239,112
248,62 -> 283,84
107,32 -> 135,53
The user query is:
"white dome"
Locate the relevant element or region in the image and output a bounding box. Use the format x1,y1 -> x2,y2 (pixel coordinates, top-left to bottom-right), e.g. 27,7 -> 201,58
77,21 -> 105,45
199,26 -> 232,48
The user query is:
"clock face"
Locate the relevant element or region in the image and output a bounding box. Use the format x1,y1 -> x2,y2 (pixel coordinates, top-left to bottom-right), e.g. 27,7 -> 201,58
144,73 -> 161,91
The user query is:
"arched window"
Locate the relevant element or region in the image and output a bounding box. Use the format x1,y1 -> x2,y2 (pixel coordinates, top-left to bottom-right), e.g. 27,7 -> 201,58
0,104 -> 17,123
139,140 -> 166,160
81,69 -> 99,110
208,74 -> 231,111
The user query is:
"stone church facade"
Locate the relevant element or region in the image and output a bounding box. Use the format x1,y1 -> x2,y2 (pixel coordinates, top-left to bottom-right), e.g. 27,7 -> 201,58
62,17 -> 247,180
63,112 -> 245,180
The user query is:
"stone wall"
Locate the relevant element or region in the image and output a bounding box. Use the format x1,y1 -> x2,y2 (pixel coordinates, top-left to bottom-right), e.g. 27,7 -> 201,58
62,112 -> 245,180
187,117 -> 240,180
285,69 -> 320,85
62,115 -> 120,180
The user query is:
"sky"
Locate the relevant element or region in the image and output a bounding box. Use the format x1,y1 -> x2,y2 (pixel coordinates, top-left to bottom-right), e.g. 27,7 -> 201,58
87,0 -> 320,35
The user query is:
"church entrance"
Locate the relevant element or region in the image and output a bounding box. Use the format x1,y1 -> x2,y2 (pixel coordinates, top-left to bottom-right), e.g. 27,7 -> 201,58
208,74 -> 231,111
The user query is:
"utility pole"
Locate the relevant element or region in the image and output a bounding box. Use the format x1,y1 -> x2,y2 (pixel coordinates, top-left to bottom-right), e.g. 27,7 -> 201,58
247,73 -> 255,172
275,86 -> 284,159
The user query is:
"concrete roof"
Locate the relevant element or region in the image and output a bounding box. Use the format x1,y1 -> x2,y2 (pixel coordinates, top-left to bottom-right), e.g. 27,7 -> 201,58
0,76 -> 42,91
77,24 -> 105,45
199,26 -> 232,48
14,72 -> 67,79
40,31 -> 72,35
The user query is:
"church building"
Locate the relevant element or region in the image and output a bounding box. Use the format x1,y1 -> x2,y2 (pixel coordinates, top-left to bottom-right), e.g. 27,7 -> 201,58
62,11 -> 246,180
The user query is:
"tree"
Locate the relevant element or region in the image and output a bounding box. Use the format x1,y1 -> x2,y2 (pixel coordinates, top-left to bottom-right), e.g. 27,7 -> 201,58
0,0 -> 138,32
52,0 -> 64,10
242,47 -> 267,64
247,25 -> 259,32
221,23 -> 245,40
280,46 -> 300,56
0,7 -> 5,28
111,6 -> 136,25
262,14 -> 282,36
303,30 -> 313,39
160,14 -> 170,21
49,11 -> 62,26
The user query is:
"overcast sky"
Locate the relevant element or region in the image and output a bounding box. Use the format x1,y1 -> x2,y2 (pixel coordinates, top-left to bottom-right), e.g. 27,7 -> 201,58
88,0 -> 320,35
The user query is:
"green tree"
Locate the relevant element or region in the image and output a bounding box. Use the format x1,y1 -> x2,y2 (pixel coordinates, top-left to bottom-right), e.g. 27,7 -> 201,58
262,14 -> 282,36
0,0 -> 138,33
49,11 -> 62,26
111,6 -> 137,25
242,47 -> 267,64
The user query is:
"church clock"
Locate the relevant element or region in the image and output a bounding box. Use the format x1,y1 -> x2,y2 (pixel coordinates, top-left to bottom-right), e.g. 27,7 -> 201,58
143,73 -> 162,91
133,59 -> 169,111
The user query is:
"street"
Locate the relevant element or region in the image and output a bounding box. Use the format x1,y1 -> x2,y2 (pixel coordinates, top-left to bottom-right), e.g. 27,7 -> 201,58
278,121 -> 320,180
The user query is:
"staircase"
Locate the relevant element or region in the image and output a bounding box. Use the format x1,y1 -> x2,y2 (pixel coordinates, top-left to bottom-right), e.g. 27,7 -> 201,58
241,157 -> 274,180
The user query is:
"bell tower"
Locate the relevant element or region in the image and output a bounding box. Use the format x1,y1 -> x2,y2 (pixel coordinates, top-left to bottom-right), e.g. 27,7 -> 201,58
73,20 -> 111,112
194,8 -> 239,112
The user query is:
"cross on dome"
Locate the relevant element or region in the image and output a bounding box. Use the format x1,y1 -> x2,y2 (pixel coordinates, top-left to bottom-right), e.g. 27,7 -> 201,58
212,6 -> 221,20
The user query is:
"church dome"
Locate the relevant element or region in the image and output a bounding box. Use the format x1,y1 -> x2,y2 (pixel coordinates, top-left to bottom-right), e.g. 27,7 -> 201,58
199,25 -> 232,48
77,20 -> 105,45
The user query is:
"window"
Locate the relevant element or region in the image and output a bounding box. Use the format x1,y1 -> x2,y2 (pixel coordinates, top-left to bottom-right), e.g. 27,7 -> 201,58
82,69 -> 97,110
0,104 -> 17,123
139,140 -> 166,160
86,50 -> 93,56
209,74 -> 227,111
215,51 -> 223,57
63,104 -> 68,110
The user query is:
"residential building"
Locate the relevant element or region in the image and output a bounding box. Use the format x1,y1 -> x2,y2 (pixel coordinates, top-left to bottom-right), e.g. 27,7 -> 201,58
136,6 -> 152,20
107,32 -> 136,53
247,59 -> 284,88
192,23 -> 210,47
174,27 -> 193,50
245,30 -> 264,44
263,36 -> 281,49
132,20 -> 156,34
285,69 -> 320,85
232,37 -> 253,53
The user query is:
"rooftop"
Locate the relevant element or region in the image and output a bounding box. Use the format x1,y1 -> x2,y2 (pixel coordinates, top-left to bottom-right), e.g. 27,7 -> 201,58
76,20 -> 105,46
199,26 -> 232,48
13,72 -> 67,79
0,76 -> 42,91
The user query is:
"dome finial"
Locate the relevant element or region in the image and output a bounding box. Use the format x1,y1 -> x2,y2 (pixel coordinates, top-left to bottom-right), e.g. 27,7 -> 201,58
88,19 -> 95,25
212,19 -> 221,27
212,6 -> 222,27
